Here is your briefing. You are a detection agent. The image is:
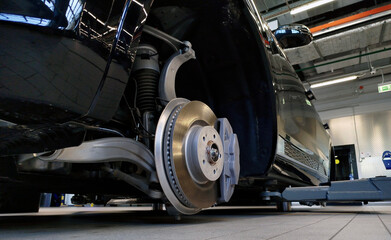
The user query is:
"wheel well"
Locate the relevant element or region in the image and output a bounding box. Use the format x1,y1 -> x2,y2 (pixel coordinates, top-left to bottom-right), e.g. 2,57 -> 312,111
147,1 -> 278,177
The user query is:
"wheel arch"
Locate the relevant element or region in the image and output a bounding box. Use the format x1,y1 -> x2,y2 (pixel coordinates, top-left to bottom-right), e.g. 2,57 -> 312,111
149,0 -> 278,177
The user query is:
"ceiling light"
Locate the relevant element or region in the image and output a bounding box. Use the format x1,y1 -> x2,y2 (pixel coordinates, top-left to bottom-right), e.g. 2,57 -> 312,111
311,75 -> 358,88
291,0 -> 335,15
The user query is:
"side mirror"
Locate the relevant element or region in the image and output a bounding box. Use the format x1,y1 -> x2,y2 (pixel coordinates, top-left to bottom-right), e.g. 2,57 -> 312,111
274,24 -> 313,49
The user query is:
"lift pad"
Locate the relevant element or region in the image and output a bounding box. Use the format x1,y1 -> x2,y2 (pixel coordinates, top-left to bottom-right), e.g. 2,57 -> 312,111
282,177 -> 391,202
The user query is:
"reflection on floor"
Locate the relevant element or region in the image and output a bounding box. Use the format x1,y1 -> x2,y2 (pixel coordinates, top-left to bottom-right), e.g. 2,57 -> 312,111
1,202 -> 391,240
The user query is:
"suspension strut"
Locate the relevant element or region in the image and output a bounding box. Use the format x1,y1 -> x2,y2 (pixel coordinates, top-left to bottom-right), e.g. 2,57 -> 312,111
132,44 -> 160,114
132,44 -> 160,145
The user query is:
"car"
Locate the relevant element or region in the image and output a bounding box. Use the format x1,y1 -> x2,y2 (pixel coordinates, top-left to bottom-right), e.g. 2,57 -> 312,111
0,0 -> 331,214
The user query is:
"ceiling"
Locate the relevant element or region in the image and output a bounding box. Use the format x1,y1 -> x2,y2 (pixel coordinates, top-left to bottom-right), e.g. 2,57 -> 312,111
258,0 -> 391,120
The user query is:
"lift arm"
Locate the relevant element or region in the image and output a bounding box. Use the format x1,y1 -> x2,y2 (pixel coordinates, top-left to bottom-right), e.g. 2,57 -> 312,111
282,177 -> 391,202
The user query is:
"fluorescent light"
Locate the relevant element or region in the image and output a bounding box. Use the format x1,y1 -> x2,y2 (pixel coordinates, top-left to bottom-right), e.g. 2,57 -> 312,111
311,75 -> 358,88
291,0 -> 335,15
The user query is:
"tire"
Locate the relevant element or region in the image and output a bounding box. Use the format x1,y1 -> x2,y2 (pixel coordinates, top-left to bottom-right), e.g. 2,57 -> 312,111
0,183 -> 41,213
276,201 -> 292,212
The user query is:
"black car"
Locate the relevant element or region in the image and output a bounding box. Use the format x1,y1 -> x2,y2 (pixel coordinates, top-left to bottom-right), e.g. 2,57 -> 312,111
0,0 -> 331,214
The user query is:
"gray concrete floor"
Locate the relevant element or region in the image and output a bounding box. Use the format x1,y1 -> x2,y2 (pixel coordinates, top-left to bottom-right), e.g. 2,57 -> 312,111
1,203 -> 391,239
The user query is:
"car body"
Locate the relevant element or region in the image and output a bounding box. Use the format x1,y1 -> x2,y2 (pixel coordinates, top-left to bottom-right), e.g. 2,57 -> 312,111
0,0 -> 331,214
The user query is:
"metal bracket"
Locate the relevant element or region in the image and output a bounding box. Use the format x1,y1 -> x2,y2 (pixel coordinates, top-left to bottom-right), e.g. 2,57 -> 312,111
142,25 -> 197,103
158,42 -> 196,103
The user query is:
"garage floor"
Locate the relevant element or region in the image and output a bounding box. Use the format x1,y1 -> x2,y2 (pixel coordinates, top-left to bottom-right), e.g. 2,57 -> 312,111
1,202 -> 391,239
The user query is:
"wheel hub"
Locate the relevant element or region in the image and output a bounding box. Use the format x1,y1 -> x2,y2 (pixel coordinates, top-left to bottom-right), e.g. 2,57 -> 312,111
185,125 -> 224,184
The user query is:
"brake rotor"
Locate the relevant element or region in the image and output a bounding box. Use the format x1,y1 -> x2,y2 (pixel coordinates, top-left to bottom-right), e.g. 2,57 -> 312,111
155,98 -> 224,214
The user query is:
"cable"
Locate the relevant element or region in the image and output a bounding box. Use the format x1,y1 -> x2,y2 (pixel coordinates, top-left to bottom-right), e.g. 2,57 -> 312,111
123,95 -> 155,138
70,121 -> 125,137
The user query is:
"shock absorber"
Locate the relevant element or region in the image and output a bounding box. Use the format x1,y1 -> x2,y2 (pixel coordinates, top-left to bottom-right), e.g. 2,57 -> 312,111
132,44 -> 160,114
132,45 -> 160,146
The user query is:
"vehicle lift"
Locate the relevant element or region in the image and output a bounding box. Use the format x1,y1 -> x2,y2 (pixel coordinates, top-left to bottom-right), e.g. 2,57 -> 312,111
281,177 -> 391,203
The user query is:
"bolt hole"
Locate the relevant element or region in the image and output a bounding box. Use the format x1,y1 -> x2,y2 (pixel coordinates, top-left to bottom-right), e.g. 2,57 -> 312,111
213,169 -> 216,174
219,154 -> 222,158
203,136 -> 205,141
213,134 -> 216,139
203,160 -> 206,164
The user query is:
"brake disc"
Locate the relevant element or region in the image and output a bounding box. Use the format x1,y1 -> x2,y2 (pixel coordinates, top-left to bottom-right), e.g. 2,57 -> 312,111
155,98 -> 226,214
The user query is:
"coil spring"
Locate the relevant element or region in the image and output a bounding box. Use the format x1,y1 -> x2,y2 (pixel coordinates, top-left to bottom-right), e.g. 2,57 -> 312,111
135,69 -> 159,114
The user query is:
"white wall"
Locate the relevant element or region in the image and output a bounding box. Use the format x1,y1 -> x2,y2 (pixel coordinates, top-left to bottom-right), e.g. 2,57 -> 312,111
326,110 -> 391,178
